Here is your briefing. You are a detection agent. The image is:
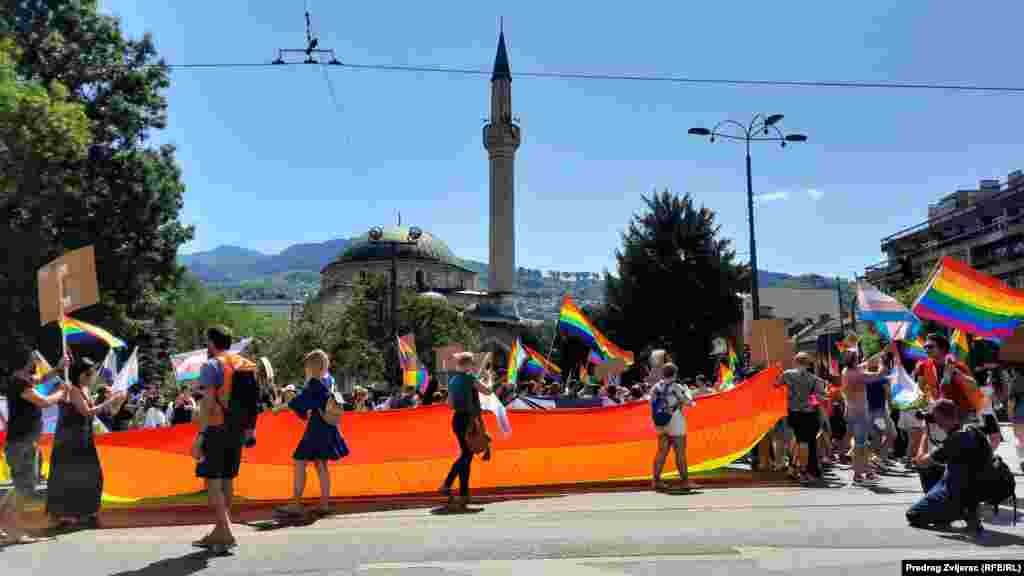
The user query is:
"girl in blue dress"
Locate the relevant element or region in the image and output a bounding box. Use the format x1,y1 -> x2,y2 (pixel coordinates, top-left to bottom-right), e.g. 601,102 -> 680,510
274,350 -> 349,517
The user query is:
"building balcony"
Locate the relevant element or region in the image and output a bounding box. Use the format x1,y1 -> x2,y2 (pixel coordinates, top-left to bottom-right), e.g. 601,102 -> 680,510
881,182 -> 1024,253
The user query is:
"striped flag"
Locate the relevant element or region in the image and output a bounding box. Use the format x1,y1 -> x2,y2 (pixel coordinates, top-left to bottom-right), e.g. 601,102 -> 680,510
856,282 -> 921,341
951,329 -> 971,363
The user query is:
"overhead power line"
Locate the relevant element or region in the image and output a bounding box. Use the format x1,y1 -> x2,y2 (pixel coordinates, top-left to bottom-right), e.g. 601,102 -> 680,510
5,59 -> 1024,94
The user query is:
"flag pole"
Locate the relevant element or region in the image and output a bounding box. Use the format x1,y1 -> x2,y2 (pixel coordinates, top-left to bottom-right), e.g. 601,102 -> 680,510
57,266 -> 69,384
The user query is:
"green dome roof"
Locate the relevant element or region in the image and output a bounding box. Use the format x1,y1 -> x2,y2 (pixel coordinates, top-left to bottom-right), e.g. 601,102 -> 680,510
338,227 -> 472,271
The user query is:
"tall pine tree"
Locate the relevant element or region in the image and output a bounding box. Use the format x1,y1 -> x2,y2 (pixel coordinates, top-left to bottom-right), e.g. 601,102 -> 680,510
1,1 -> 192,383
602,189 -> 746,377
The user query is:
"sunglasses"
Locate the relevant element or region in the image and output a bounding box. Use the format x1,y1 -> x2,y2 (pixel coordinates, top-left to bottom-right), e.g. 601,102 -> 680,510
923,344 -> 936,350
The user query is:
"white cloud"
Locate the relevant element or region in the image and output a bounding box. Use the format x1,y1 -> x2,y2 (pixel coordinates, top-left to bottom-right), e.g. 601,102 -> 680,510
755,191 -> 789,203
807,188 -> 824,200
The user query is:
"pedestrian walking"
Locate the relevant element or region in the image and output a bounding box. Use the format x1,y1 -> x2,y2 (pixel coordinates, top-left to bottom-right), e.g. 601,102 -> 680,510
440,352 -> 494,512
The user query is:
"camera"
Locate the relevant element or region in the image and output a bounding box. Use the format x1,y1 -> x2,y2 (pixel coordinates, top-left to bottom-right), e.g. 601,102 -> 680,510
914,410 -> 936,424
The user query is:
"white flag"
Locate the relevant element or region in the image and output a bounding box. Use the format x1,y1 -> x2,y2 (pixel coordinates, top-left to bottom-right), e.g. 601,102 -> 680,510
113,347 -> 139,392
479,392 -> 512,437
100,348 -> 118,384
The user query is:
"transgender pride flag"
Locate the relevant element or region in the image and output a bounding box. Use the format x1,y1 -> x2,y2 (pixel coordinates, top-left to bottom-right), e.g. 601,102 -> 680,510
856,282 -> 921,341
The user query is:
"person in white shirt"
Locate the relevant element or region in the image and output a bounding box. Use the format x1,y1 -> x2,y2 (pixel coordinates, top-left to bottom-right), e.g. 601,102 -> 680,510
143,398 -> 168,428
651,363 -> 696,492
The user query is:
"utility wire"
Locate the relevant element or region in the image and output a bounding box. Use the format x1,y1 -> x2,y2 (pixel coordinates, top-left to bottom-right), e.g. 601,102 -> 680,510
5,59 -> 1024,93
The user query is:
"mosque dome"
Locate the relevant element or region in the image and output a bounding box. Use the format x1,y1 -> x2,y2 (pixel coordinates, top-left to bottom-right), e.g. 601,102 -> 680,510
338,227 -> 472,271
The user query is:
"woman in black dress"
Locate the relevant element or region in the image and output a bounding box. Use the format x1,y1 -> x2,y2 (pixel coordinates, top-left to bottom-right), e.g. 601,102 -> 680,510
46,357 -> 126,528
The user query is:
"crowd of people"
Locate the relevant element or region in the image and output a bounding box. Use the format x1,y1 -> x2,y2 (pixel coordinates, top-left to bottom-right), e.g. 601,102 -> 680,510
2,326 -> 1021,546
771,332 -> 1020,534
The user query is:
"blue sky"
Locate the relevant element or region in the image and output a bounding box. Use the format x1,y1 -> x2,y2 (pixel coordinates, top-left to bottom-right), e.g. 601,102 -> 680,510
100,1 -> 1022,279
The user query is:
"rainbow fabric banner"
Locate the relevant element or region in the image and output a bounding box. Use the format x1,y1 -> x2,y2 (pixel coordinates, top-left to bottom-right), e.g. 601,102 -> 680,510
912,256 -> 1024,338
60,316 -> 127,349
558,295 -> 634,366
0,367 -> 784,502
727,339 -> 738,371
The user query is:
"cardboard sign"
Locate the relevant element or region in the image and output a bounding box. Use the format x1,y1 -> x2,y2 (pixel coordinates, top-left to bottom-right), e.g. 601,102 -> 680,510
1000,326 -> 1024,364
593,357 -> 627,381
750,319 -> 788,366
38,246 -> 99,326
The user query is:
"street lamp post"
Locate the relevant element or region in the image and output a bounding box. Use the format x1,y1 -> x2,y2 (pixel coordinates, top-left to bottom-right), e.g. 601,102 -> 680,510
688,115 -> 807,321
368,226 -> 423,390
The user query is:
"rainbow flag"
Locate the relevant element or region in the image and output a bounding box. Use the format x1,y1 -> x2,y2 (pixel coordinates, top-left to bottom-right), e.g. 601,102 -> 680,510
557,295 -> 634,366
507,338 -> 529,385
588,350 -> 606,365
950,328 -> 970,362
61,316 -> 127,349
523,345 -> 562,381
717,362 -> 735,388
912,256 -> 1024,338
727,339 -> 738,371
899,337 -> 928,363
397,334 -> 429,393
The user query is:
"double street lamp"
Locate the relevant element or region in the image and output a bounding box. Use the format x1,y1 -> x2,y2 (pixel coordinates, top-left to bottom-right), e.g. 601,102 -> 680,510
688,114 -> 807,321
368,226 -> 423,389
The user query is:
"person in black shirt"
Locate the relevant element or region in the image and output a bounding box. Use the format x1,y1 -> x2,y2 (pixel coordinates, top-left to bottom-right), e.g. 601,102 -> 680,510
907,399 -> 988,534
1,350 -> 67,544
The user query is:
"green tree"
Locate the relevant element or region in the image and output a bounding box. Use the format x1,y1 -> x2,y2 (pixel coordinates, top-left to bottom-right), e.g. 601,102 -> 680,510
1,3 -> 193,383
170,274 -> 287,356
893,279 -> 928,310
600,189 -> 746,376
1,35 -> 92,368
398,292 -> 480,375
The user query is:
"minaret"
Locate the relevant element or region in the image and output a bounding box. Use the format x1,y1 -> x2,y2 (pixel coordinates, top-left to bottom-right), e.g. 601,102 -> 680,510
483,29 -> 520,298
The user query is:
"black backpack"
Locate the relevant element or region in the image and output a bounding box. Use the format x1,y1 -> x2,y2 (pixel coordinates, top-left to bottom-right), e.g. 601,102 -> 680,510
212,357 -> 261,448
970,428 -> 1017,524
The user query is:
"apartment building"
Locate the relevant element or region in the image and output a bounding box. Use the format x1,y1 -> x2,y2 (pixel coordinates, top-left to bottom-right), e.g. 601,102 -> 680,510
864,169 -> 1024,293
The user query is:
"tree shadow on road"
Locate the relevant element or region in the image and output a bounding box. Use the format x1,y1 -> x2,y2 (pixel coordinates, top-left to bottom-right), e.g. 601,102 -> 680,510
107,549 -> 224,576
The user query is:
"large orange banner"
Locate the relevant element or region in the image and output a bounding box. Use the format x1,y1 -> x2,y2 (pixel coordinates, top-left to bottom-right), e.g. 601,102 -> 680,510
1,367 -> 784,502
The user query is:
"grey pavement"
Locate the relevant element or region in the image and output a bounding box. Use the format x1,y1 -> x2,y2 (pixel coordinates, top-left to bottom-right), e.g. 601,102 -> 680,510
3,426 -> 1024,575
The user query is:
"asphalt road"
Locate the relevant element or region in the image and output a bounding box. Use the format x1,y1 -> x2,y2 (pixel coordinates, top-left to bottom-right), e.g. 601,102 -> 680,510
4,427 -> 1024,575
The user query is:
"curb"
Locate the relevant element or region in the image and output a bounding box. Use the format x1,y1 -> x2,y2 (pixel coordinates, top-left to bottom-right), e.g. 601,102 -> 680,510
18,471 -> 796,530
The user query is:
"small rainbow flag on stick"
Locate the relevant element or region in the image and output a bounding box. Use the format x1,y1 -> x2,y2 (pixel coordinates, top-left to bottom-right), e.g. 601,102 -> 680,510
899,337 -> 928,363
523,344 -> 562,381
507,338 -> 529,385
397,333 -> 429,394
912,256 -> 1024,339
717,362 -> 735,390
557,295 -> 634,366
60,316 -> 127,349
950,328 -> 970,362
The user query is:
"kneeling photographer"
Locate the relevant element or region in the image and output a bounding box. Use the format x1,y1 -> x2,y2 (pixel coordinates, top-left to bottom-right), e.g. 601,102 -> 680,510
907,399 -> 988,534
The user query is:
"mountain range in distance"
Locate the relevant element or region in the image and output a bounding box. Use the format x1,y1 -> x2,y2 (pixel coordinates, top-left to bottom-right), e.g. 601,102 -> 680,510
177,237 -> 846,293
